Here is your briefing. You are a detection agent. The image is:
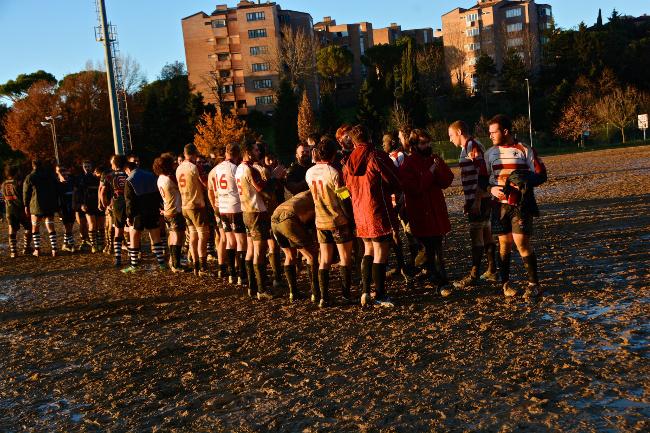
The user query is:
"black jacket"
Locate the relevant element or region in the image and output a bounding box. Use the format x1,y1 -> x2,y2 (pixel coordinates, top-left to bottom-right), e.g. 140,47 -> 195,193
23,168 -> 60,215
124,169 -> 161,219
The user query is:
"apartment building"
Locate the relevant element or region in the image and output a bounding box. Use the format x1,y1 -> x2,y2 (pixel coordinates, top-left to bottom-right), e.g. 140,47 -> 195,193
441,0 -> 552,92
313,17 -> 374,105
182,1 -> 313,115
373,23 -> 437,46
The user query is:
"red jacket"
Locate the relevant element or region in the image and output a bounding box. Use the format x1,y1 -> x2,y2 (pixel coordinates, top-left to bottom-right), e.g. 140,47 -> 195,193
344,143 -> 401,239
399,153 -> 454,237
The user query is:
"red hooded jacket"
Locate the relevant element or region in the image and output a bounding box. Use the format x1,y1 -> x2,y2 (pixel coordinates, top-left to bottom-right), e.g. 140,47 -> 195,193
399,152 -> 454,237
344,143 -> 401,239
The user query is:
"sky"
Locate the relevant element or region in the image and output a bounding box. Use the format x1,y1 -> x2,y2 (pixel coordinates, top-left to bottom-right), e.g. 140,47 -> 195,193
0,0 -> 648,85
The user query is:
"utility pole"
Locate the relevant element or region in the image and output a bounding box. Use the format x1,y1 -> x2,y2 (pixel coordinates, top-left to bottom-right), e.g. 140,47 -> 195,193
96,0 -> 124,155
525,78 -> 533,148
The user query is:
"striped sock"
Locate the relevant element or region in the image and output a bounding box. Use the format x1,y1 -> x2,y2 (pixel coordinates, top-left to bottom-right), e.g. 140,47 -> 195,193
128,247 -> 140,267
152,242 -> 166,266
64,233 -> 74,248
89,231 -> 97,250
23,231 -> 32,252
114,237 -> 123,264
9,234 -> 17,256
49,232 -> 57,253
207,241 -> 215,256
33,232 -> 41,250
96,230 -> 104,251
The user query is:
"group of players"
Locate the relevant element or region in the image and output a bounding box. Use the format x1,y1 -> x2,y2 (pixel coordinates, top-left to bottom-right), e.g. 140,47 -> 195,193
1,114 -> 547,307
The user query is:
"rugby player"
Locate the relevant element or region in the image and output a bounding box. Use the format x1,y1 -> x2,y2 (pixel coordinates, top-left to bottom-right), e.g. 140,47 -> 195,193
154,153 -> 186,273
55,164 -> 76,252
485,114 -> 547,299
448,120 -> 498,288
103,155 -> 129,267
1,163 -> 32,257
23,160 -> 59,257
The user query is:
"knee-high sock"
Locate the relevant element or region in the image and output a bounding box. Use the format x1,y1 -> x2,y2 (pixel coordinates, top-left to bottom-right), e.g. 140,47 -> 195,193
245,260 -> 257,293
48,231 -> 57,253
152,242 -> 166,266
128,246 -> 140,267
114,237 -> 123,264
23,231 -> 32,251
372,263 -> 387,298
226,249 -> 236,277
32,231 -> 41,251
318,269 -> 330,303
499,252 -> 511,283
96,229 -> 104,251
284,264 -> 298,297
307,263 -> 319,300
9,233 -> 17,256
485,243 -> 497,274
361,255 -> 373,295
523,254 -> 539,285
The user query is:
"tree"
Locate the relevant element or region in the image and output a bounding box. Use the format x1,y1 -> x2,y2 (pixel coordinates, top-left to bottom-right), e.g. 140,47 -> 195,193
396,37 -> 427,128
273,79 -> 299,162
3,81 -> 59,161
318,94 -> 339,135
555,91 -> 595,145
596,9 -> 603,27
117,54 -> 147,95
357,77 -> 384,144
316,45 -> 353,95
475,53 -> 497,99
158,61 -> 187,80
595,86 -> 645,143
500,49 -> 528,96
297,90 -> 316,143
416,42 -> 446,102
193,112 -> 254,157
271,25 -> 318,92
0,70 -> 56,102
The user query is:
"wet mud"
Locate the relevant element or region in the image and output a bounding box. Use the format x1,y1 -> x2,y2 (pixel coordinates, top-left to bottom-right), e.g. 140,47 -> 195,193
0,146 -> 648,432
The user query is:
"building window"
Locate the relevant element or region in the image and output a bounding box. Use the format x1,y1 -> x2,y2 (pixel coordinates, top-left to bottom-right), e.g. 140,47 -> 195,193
235,82 -> 245,88
256,95 -> 273,105
252,63 -> 270,72
219,70 -> 231,78
541,36 -> 549,45
336,31 -> 349,37
505,8 -> 522,18
507,38 -> 523,47
217,53 -> 230,61
246,11 -> 265,21
464,42 -> 481,51
211,19 -> 227,28
250,46 -> 269,55
216,37 -> 228,45
279,14 -> 291,25
466,28 -> 480,36
466,12 -> 479,22
248,29 -> 267,39
221,84 -> 234,94
237,100 -> 247,108
507,23 -> 523,32
539,7 -> 552,17
208,54 -> 217,59
254,79 -> 273,89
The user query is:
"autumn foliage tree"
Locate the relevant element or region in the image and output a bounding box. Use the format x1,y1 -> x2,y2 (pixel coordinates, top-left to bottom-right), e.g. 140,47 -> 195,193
193,112 -> 255,157
297,90 -> 316,143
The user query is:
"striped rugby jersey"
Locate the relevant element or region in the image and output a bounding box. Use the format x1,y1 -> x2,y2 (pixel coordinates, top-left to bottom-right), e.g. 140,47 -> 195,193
235,161 -> 267,213
458,138 -> 488,202
485,141 -> 546,204
389,150 -> 406,168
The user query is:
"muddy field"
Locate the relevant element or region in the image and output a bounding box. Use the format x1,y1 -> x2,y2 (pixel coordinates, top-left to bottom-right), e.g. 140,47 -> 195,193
0,146 -> 648,432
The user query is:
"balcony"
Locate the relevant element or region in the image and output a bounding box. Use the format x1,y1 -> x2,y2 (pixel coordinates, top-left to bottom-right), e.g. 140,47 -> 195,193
229,44 -> 241,53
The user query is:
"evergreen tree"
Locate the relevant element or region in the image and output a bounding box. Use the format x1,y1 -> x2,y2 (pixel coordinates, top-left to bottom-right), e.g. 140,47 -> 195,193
297,90 -> 316,143
596,9 -> 603,27
318,94 -> 339,135
395,37 -> 428,128
357,77 -> 384,144
273,79 -> 299,162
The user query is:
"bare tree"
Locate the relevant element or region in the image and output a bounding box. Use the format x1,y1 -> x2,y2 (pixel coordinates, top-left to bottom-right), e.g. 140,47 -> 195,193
595,86 -> 646,143
416,43 -> 446,100
117,54 -> 146,95
269,25 -> 318,92
443,30 -> 467,86
200,70 -> 226,117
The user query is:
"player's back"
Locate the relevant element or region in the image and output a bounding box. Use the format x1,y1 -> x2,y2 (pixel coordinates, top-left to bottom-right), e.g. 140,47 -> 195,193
214,160 -> 241,214
306,163 -> 347,229
176,160 -> 205,210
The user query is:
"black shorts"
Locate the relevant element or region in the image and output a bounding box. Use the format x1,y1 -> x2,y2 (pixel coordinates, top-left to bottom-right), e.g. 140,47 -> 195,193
164,214 -> 186,232
59,200 -> 75,224
243,211 -> 271,241
112,199 -> 127,229
132,213 -> 160,231
7,212 -> 30,231
317,224 -> 354,245
221,212 -> 246,234
491,203 -> 534,236
272,217 -> 315,249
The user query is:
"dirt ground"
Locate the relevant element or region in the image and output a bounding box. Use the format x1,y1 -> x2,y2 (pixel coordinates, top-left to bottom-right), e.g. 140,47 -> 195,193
0,146 -> 648,432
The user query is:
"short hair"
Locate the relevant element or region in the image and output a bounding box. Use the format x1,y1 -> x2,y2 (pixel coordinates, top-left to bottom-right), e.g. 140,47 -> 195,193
307,133 -> 320,143
409,128 -> 432,144
296,142 -> 308,150
382,133 -> 396,150
316,137 -> 338,162
348,124 -> 370,145
81,160 -> 92,165
488,114 -> 513,132
125,161 -> 138,171
449,120 -> 470,134
335,124 -> 353,142
153,154 -> 175,176
243,141 -> 258,157
184,143 -> 199,157
112,154 -> 126,170
226,143 -> 241,158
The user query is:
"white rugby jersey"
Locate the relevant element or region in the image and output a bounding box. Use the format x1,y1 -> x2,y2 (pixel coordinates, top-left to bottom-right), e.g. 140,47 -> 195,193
235,161 -> 267,213
305,162 -> 348,229
157,174 -> 181,217
485,142 -> 546,204
212,160 -> 241,213
175,160 -> 205,210
458,138 -> 488,202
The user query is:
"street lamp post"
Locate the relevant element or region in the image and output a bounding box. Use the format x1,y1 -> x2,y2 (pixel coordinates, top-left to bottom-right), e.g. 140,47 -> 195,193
40,115 -> 63,165
525,78 -> 533,147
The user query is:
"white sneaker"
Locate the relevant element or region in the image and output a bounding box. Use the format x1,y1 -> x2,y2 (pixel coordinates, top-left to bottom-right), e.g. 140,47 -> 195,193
375,296 -> 395,307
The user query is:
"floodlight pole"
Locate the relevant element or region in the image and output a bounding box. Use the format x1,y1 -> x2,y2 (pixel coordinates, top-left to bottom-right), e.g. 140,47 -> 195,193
98,0 -> 124,155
